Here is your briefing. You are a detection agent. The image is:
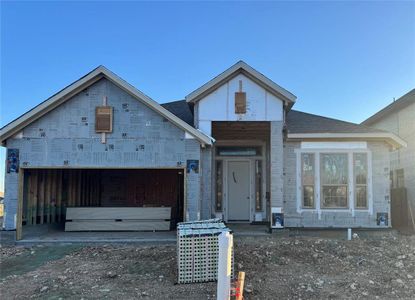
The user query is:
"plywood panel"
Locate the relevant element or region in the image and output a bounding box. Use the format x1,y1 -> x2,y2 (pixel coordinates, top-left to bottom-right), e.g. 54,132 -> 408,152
212,121 -> 270,141
65,220 -> 170,231
66,207 -> 171,220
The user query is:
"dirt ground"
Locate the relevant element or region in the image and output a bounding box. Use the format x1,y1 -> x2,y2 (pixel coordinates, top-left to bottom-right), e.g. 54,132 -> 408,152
1,232 -> 414,299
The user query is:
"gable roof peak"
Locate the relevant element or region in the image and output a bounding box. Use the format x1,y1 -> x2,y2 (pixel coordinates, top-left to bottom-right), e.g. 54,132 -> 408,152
185,61 -> 296,107
0,66 -> 213,146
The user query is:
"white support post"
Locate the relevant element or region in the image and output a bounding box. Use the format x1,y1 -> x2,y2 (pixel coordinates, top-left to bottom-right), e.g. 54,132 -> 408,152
217,232 -> 233,300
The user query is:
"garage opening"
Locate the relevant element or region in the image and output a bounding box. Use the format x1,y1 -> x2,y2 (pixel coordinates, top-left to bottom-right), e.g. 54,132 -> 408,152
21,168 -> 184,231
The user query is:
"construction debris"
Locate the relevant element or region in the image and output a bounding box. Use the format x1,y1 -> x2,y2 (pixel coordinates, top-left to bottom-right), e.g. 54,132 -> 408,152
0,232 -> 414,299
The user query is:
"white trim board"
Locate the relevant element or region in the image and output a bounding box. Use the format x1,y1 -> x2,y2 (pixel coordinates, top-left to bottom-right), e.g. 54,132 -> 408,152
301,141 -> 367,149
288,132 -> 407,149
185,61 -> 296,105
0,66 -> 213,146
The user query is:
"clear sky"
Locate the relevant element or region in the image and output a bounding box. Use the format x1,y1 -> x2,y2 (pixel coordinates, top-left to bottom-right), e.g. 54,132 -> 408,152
1,1 -> 415,192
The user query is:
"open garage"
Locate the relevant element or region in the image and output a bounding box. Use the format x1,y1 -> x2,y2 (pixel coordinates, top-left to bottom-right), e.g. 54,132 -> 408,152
19,168 -> 185,236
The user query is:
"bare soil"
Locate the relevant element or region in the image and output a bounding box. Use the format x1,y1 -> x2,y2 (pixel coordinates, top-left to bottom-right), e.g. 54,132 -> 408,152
1,232 -> 414,299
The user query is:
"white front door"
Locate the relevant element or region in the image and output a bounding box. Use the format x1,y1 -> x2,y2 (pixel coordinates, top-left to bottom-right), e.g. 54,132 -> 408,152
227,161 -> 250,221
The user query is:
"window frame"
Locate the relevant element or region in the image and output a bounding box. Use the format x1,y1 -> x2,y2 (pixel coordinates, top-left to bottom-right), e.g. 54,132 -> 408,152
301,153 -> 315,209
296,148 -> 372,214
320,153 -> 349,209
354,153 -> 368,209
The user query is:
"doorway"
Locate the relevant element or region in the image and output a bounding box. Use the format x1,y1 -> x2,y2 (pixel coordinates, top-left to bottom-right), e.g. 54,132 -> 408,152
227,161 -> 251,221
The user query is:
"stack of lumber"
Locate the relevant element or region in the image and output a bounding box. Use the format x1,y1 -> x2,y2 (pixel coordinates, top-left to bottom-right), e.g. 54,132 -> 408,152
65,207 -> 171,231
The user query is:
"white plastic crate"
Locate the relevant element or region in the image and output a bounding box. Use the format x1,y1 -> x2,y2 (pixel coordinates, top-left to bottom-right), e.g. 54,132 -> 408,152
177,219 -> 233,284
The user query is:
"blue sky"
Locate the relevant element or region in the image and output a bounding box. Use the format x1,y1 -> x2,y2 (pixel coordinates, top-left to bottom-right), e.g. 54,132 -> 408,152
1,1 -> 414,192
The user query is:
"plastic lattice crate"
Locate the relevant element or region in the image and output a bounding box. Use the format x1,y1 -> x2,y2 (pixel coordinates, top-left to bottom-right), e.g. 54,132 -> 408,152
177,219 -> 233,284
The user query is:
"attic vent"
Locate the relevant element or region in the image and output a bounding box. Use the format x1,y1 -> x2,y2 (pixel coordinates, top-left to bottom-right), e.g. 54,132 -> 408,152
95,106 -> 113,133
235,80 -> 246,114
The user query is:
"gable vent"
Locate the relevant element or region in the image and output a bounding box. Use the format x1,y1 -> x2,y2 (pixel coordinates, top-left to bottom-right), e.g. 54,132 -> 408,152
95,106 -> 113,133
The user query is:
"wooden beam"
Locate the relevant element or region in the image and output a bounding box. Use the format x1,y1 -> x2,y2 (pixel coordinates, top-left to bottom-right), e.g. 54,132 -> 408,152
39,170 -> 44,224
27,171 -> 33,225
51,170 -> 57,223
57,170 -> 63,222
32,171 -> 38,225
16,170 -> 24,241
45,170 -> 52,224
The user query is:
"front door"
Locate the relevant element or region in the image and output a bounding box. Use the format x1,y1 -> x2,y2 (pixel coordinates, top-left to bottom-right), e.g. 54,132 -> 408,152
227,161 -> 250,221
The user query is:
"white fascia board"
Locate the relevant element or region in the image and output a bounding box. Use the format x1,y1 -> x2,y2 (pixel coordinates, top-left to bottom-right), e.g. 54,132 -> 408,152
185,61 -> 296,104
287,132 -> 407,148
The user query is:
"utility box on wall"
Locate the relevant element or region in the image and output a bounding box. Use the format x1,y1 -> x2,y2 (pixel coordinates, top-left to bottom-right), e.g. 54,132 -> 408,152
271,207 -> 284,229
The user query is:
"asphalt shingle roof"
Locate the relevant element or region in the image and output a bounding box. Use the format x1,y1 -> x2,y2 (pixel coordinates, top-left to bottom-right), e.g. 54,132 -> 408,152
161,100 -> 384,134
286,110 -> 384,134
161,100 -> 194,126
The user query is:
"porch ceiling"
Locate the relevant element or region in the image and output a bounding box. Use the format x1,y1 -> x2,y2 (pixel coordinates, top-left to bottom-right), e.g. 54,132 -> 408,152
211,121 -> 270,141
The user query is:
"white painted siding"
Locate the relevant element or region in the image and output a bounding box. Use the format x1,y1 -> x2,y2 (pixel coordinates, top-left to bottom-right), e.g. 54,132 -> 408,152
197,74 -> 283,131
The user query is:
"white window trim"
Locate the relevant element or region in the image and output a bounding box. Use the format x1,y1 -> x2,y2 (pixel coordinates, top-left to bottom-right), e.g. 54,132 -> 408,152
295,148 -> 373,217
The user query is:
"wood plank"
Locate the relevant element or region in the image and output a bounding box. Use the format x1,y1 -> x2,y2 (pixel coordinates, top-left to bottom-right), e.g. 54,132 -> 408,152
65,220 -> 170,231
16,170 -> 24,240
51,170 -> 57,223
32,172 -> 38,225
66,207 -> 171,220
27,171 -> 33,225
68,170 -> 74,207
39,170 -> 45,224
45,170 -> 52,224
77,170 -> 82,206
57,170 -> 63,222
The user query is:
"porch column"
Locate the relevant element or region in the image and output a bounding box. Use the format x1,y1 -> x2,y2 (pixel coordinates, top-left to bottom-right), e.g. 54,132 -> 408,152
270,121 -> 284,214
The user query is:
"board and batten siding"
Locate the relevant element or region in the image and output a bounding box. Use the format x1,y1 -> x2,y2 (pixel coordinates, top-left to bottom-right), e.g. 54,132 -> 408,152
283,141 -> 391,228
195,73 -> 284,136
3,78 -> 202,230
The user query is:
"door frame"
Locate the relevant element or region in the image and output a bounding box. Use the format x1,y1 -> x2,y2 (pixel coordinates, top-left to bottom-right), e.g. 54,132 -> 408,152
225,159 -> 253,222
213,140 -> 267,223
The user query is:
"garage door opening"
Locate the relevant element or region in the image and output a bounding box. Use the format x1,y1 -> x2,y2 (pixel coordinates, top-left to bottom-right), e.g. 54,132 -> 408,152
20,168 -> 184,232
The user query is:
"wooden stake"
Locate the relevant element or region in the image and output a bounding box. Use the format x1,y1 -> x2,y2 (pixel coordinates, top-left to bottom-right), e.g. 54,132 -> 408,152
235,272 -> 245,300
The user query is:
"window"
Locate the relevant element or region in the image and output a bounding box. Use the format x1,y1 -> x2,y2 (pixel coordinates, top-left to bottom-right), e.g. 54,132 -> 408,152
354,153 -> 368,209
215,161 -> 223,211
95,106 -> 113,133
320,153 -> 348,208
301,153 -> 315,208
216,146 -> 261,157
255,160 -> 262,211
